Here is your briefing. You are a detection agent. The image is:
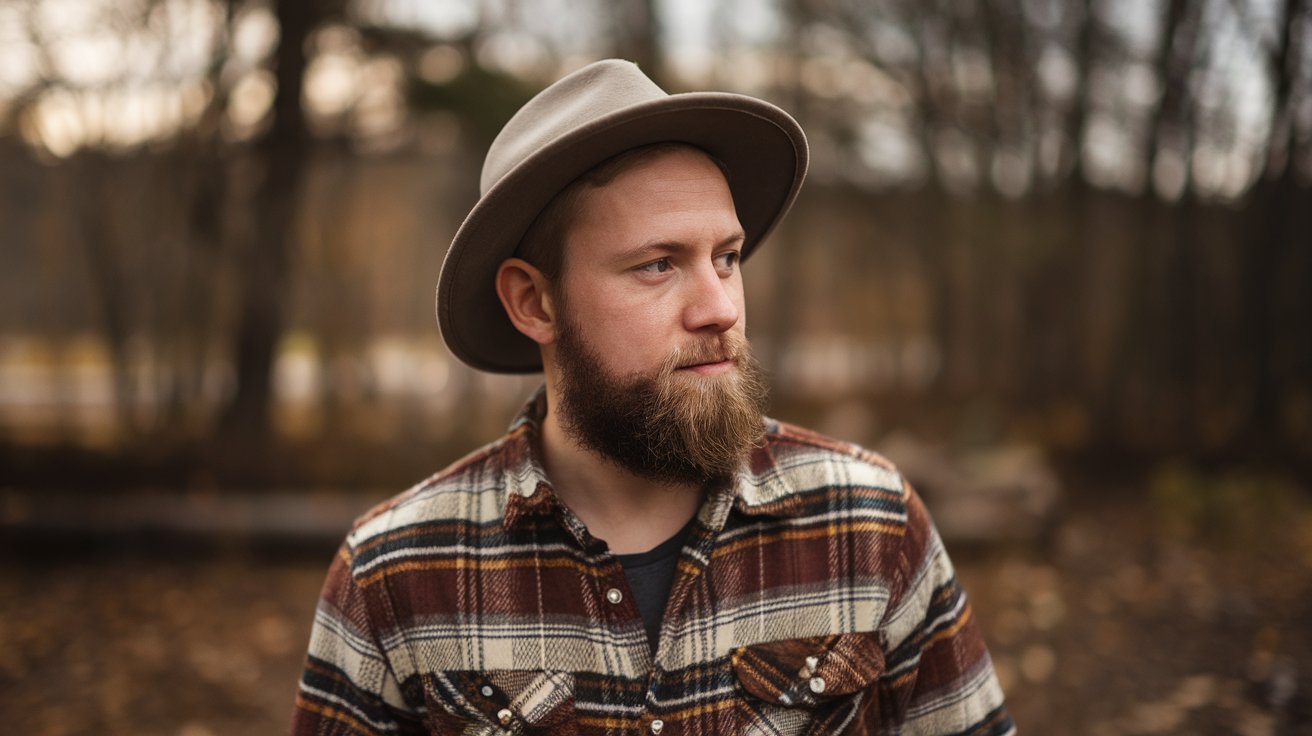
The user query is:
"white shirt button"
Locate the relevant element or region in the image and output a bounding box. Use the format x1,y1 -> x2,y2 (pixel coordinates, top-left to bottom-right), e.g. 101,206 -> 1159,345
606,588 -> 623,605
480,685 -> 494,697
497,708 -> 514,725
809,676 -> 826,694
650,718 -> 665,734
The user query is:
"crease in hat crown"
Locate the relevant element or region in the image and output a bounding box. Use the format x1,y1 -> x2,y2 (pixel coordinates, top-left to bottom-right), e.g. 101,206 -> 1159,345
480,60 -> 666,195
437,58 -> 809,374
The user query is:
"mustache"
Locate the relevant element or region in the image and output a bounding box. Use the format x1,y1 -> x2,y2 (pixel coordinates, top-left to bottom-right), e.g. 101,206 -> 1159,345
664,333 -> 749,372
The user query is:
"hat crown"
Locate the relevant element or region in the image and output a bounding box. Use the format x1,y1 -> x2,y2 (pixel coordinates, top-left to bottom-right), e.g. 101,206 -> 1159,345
480,60 -> 666,194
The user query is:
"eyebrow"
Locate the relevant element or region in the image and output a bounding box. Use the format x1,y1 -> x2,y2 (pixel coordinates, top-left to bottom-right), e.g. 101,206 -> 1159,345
612,231 -> 746,266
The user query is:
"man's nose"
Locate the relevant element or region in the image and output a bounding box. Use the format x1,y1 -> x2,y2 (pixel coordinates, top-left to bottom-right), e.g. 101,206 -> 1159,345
682,263 -> 740,333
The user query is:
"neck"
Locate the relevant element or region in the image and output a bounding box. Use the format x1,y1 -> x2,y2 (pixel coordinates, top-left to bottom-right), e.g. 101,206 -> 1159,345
539,393 -> 703,555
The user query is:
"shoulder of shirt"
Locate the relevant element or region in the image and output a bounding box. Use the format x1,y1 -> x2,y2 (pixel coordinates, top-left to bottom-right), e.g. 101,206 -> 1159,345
763,417 -> 901,473
740,417 -> 911,509
342,428 -> 526,549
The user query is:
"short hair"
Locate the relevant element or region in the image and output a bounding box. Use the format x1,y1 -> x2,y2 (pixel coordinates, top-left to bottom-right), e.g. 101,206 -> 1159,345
515,142 -> 730,283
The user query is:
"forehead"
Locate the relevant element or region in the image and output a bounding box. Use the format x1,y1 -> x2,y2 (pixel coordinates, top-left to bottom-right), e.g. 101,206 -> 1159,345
562,147 -> 740,264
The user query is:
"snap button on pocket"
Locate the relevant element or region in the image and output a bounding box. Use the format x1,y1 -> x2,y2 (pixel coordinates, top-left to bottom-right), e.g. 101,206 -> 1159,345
422,670 -> 577,733
732,633 -> 885,707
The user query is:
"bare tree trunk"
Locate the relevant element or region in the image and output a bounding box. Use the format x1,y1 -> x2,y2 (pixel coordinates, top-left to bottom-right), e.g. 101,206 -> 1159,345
1091,0 -> 1199,451
1145,0 -> 1201,449
612,0 -> 663,86
761,0 -> 810,384
1240,0 -> 1306,459
220,0 -> 320,442
69,153 -> 138,434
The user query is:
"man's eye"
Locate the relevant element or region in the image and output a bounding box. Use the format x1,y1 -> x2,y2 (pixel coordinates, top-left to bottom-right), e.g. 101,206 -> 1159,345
715,251 -> 741,271
638,258 -> 672,274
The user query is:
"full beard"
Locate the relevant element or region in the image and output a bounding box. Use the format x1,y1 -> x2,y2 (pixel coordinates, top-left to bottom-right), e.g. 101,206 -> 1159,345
553,318 -> 769,486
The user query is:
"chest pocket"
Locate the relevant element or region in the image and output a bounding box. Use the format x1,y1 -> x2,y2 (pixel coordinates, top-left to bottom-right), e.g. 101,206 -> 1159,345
731,634 -> 886,736
421,670 -> 577,735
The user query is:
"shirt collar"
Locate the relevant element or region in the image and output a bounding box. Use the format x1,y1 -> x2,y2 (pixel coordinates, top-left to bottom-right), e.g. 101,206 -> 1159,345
728,419 -> 810,518
499,387 -> 560,531
499,389 -> 808,534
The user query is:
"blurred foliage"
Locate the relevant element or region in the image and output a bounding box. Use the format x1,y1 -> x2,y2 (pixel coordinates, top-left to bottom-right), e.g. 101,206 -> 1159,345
1149,462 -> 1312,550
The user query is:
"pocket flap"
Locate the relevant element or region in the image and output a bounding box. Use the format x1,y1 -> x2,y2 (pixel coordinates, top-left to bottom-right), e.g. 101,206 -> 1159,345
424,670 -> 576,732
732,633 -> 885,707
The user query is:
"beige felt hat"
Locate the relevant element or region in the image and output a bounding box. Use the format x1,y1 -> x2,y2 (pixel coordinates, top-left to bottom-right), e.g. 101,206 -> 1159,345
436,58 -> 808,373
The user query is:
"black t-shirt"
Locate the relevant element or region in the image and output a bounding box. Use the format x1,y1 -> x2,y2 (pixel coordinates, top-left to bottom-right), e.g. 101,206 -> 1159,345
614,518 -> 696,651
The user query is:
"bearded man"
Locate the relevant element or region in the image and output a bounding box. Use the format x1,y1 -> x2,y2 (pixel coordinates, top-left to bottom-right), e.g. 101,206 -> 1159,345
292,60 -> 1013,735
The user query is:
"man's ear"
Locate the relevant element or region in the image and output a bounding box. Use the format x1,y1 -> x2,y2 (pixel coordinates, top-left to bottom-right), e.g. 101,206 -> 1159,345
496,257 -> 557,345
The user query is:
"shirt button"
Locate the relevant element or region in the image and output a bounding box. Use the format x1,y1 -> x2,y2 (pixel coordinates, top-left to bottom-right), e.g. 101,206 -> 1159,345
650,718 -> 665,734
809,676 -> 826,694
606,588 -> 623,605
480,685 -> 494,697
497,708 -> 514,725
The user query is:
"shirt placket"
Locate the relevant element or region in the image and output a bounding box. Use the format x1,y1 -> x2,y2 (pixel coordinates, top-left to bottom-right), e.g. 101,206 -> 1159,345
599,557 -> 668,734
551,498 -> 660,732
639,490 -> 736,736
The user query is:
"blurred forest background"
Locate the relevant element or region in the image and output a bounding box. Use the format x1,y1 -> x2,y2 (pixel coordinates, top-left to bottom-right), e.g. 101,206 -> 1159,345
1,0 -> 1310,733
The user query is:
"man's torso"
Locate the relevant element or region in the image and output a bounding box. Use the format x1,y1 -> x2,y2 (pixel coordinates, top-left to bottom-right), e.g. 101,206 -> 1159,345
294,400 -> 1010,735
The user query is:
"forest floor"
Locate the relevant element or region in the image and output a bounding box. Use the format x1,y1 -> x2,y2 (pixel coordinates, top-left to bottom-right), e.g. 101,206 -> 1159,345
2,469 -> 1310,735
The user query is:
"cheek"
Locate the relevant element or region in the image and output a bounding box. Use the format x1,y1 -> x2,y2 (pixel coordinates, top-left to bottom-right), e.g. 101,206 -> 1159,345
595,312 -> 668,365
583,302 -> 680,369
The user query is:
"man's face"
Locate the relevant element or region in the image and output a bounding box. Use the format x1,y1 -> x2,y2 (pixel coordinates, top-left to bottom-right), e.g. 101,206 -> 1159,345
554,146 -> 749,378
548,146 -> 767,483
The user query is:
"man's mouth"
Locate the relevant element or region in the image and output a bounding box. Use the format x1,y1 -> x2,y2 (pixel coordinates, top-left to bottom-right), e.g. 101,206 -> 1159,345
676,357 -> 734,375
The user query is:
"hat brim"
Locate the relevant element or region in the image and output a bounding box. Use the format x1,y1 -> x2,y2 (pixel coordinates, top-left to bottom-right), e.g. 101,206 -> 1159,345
437,91 -> 808,374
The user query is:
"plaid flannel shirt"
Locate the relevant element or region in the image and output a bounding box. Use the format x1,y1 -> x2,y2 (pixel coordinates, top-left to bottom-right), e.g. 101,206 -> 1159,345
292,391 -> 1014,735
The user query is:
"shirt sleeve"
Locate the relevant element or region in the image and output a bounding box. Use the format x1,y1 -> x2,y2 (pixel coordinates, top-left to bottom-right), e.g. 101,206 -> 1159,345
876,481 -> 1016,735
291,541 -> 424,735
